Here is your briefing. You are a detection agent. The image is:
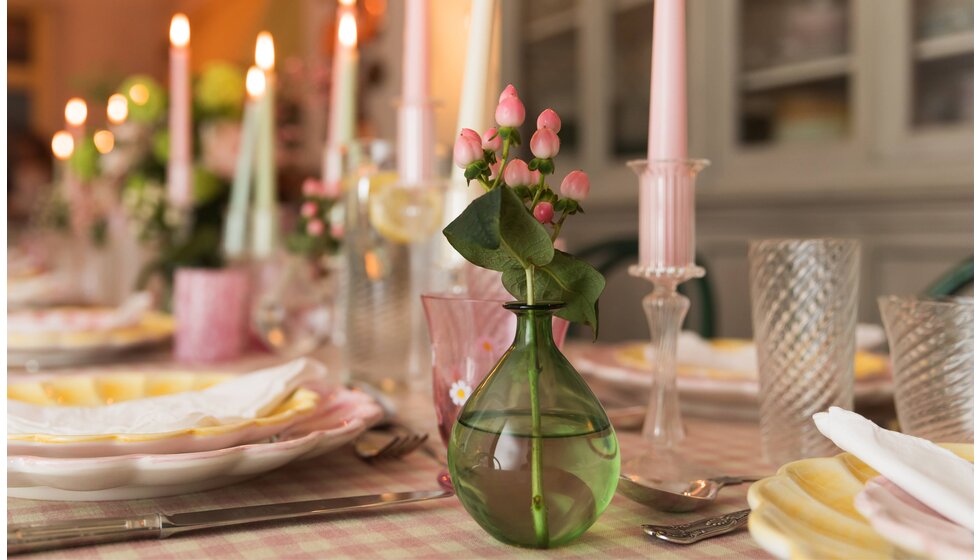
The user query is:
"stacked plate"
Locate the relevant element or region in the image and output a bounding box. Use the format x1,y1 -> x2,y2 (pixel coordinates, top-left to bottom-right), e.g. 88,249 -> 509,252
7,367 -> 383,501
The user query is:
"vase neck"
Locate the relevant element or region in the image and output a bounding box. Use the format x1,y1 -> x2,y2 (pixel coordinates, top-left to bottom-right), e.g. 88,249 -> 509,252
509,307 -> 559,348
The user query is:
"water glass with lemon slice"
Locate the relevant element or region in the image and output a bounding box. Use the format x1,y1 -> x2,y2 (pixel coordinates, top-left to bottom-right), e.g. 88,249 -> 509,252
341,139 -> 445,393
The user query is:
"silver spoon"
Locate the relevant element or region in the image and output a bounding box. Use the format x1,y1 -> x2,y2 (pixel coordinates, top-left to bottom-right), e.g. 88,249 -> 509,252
618,474 -> 762,512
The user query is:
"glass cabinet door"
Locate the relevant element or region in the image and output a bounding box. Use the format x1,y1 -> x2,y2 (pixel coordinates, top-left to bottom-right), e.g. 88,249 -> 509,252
911,0 -> 973,128
736,0 -> 851,148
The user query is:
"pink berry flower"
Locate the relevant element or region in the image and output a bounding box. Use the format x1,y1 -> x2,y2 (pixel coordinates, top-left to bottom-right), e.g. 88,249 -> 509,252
560,170 -> 590,201
302,178 -> 324,196
529,169 -> 542,186
498,84 -> 519,102
301,201 -> 318,218
482,128 -> 502,151
453,129 -> 484,168
495,96 -> 525,128
533,201 -> 554,224
488,160 -> 501,181
530,127 -> 560,159
503,159 -> 532,187
536,109 -> 561,133
306,219 -> 325,236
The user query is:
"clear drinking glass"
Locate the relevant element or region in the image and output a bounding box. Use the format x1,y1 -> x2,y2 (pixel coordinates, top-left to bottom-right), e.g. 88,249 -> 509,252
749,238 -> 859,465
878,295 -> 974,442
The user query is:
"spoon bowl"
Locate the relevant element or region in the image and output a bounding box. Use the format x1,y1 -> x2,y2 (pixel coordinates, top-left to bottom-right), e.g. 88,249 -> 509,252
618,474 -> 761,512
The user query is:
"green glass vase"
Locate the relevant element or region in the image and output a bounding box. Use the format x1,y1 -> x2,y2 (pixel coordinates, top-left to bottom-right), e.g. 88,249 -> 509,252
447,302 -> 620,549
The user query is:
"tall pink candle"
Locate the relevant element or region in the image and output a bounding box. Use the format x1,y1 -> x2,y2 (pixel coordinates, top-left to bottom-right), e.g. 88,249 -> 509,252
638,0 -> 699,273
168,14 -> 193,209
647,0 -> 686,161
397,0 -> 435,184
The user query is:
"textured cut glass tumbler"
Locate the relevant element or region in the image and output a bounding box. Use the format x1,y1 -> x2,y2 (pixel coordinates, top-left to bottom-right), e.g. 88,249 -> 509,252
878,296 -> 974,442
749,239 -> 859,466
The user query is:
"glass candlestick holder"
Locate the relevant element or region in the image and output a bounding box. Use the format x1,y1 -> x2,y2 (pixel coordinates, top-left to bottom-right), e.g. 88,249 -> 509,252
620,158 -> 710,485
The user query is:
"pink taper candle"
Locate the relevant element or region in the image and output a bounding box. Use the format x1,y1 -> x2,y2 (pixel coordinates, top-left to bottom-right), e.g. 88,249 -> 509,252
648,0 -> 686,161
397,0 -> 435,185
168,14 -> 193,209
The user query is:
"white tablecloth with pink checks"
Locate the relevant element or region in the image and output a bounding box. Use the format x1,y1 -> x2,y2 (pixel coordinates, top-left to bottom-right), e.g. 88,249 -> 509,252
8,353 -> 776,559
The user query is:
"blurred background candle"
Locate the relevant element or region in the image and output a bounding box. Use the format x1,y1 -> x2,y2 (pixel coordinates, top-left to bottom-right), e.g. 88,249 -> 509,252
224,66 -> 265,260
50,130 -> 74,184
323,0 -> 359,188
106,93 -> 128,125
167,13 -> 192,209
251,31 -> 277,258
397,0 -> 435,185
637,0 -> 696,272
64,98 -> 87,140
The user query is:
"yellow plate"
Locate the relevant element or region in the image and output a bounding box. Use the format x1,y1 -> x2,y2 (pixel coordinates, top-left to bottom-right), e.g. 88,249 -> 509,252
747,443 -> 973,559
8,372 -> 320,457
7,310 -> 175,350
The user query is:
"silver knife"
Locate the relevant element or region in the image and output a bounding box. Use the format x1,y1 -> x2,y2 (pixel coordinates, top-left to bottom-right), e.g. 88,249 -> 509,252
8,489 -> 452,555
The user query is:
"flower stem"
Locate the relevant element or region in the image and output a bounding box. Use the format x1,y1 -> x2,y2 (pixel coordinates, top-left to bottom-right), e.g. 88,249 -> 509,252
524,266 -> 548,547
490,137 -> 512,191
550,211 -> 569,242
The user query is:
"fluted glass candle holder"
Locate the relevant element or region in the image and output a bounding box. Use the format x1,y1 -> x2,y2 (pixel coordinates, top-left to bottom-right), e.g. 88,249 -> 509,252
622,159 -> 708,482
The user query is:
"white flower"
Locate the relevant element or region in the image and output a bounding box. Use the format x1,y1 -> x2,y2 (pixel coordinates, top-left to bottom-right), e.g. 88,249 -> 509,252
449,380 -> 472,406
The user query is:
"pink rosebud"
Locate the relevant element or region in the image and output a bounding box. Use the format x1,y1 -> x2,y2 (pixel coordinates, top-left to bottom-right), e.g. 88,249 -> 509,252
503,159 -> 532,187
460,127 -> 481,144
306,219 -> 325,236
498,84 -> 519,103
322,178 -> 342,199
453,130 -> 484,168
529,169 -> 542,186
560,170 -> 590,201
301,201 -> 318,218
536,108 -> 562,133
330,221 -> 344,239
533,201 -> 554,224
302,178 -> 324,196
495,96 -> 525,128
482,128 -> 502,151
488,160 -> 501,181
530,127 -> 560,159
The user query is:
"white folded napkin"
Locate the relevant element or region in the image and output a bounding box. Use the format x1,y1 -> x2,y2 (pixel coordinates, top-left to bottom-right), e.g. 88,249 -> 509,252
813,407 -> 973,530
8,358 -> 329,435
8,292 -> 153,334
676,331 -> 757,374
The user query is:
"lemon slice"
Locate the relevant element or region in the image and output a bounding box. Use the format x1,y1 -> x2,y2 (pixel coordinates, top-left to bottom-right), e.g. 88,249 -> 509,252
369,180 -> 445,244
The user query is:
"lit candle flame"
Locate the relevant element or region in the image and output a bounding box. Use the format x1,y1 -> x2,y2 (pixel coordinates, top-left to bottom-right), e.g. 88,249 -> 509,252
170,14 -> 190,47
128,84 -> 149,106
246,66 -> 266,99
255,31 -> 275,71
65,98 -> 88,127
339,0 -> 356,6
107,93 -> 128,124
94,130 -> 115,154
339,12 -> 358,48
51,131 -> 74,160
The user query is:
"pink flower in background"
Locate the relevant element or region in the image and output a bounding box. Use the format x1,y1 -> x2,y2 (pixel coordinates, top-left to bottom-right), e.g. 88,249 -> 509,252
330,221 -> 344,239
306,219 -> 325,236
529,169 -> 542,185
495,96 -> 525,128
301,201 -> 318,218
530,127 -> 560,159
536,108 -> 562,133
488,160 -> 501,181
560,170 -> 591,201
533,201 -> 554,224
453,129 -> 484,168
498,84 -> 518,102
322,178 -> 342,199
482,128 -> 502,151
503,159 -> 532,186
302,178 -> 324,196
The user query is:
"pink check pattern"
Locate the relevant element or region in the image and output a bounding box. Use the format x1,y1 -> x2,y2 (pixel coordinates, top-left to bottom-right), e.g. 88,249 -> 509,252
8,354 -> 776,559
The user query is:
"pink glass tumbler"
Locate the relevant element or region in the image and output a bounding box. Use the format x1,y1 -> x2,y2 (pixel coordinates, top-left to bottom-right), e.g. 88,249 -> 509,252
174,267 -> 251,363
421,294 -> 570,446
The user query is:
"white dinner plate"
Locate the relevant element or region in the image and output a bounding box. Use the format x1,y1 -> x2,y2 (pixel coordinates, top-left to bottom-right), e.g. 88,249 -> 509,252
8,387 -> 383,501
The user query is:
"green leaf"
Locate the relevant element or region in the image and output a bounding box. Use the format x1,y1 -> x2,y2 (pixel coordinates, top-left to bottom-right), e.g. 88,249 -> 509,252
443,186 -> 555,272
501,250 -> 605,338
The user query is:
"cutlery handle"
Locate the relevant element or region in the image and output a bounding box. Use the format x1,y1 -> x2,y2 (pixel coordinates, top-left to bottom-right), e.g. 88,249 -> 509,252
7,514 -> 168,555
643,509 -> 750,544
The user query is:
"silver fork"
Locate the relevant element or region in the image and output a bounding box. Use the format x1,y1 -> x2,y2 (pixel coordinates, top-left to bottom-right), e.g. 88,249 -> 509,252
354,429 -> 429,462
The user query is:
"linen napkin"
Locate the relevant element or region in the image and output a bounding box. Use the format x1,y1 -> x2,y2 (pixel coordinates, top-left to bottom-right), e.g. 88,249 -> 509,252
812,407 -> 973,530
8,292 -> 153,334
8,358 -> 330,435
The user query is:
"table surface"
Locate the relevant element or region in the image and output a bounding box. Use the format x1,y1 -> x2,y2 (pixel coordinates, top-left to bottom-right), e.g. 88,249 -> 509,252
8,350 -> 777,560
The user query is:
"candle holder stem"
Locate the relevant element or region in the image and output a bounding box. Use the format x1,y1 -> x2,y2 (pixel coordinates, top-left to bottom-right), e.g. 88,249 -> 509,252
640,282 -> 689,449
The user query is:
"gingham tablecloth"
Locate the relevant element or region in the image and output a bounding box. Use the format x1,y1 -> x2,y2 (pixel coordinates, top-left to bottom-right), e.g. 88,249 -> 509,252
8,354 -> 775,559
